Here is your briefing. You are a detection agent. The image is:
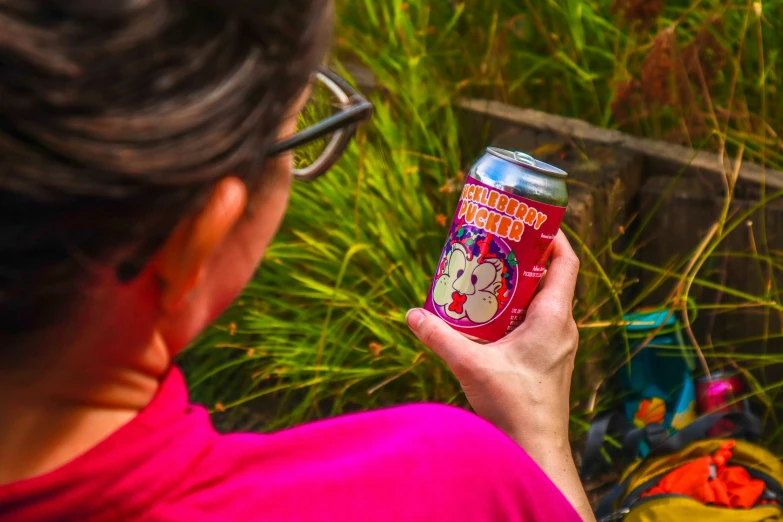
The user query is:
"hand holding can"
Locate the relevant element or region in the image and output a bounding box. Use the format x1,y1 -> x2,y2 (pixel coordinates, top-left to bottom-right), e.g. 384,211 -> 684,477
407,149 -> 592,519
406,231 -> 590,519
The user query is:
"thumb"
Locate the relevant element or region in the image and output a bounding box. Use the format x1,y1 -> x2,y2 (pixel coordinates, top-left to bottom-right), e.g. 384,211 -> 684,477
406,308 -> 478,377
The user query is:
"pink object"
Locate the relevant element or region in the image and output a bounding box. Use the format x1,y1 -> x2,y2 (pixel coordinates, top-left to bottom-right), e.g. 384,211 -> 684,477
697,372 -> 747,437
697,372 -> 746,415
0,367 -> 580,522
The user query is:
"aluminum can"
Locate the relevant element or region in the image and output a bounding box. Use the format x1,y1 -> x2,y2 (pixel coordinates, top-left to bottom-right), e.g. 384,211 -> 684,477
696,371 -> 748,437
424,147 -> 568,343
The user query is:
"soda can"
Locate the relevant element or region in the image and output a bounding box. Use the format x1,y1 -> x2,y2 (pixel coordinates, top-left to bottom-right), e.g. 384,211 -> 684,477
424,147 -> 568,343
696,371 -> 749,437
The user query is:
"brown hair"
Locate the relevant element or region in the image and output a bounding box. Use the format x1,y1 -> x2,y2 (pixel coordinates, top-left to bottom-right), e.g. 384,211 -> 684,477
0,0 -> 331,337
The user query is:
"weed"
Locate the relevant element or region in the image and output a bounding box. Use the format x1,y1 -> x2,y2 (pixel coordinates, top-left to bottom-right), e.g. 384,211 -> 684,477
181,0 -> 783,453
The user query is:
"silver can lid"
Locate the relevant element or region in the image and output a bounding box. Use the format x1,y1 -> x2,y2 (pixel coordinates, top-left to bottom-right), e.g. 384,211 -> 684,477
486,147 -> 568,178
697,371 -> 736,384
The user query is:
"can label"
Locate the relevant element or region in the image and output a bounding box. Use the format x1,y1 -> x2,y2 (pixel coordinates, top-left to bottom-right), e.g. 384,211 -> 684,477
424,177 -> 567,342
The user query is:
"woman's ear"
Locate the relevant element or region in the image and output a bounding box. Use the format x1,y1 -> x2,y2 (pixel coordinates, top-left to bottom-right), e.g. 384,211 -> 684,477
152,177 -> 248,313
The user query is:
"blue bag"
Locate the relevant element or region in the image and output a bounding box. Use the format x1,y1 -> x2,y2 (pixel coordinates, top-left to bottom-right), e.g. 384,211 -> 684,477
619,309 -> 697,455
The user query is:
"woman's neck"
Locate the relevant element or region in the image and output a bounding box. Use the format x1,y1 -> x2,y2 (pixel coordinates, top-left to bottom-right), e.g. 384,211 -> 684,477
0,331 -> 170,484
0,398 -> 139,484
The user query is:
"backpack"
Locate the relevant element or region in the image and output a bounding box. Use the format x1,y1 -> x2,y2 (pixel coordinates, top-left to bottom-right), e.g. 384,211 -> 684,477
618,310 -> 698,455
587,412 -> 783,521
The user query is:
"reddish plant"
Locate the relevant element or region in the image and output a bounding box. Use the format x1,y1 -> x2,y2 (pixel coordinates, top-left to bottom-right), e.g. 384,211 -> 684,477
611,78 -> 644,125
612,0 -> 666,29
641,27 -> 680,106
682,16 -> 727,90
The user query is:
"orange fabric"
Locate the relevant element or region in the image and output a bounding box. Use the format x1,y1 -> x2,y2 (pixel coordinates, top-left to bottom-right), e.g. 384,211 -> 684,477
634,398 -> 666,428
642,441 -> 767,509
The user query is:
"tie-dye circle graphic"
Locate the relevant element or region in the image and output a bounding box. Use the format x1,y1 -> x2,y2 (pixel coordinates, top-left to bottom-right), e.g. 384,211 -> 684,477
431,224 -> 518,327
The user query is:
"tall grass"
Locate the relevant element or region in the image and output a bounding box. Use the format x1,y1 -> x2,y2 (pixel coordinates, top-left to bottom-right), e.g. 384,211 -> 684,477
180,0 -> 783,452
336,0 -> 782,162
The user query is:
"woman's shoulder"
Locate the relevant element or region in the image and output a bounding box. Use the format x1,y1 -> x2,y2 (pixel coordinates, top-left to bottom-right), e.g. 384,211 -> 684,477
223,403 -> 519,468
161,404 -> 580,521
288,402 -> 505,442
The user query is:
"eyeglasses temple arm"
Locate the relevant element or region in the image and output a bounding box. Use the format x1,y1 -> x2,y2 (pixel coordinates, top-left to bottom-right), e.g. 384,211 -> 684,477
269,99 -> 373,156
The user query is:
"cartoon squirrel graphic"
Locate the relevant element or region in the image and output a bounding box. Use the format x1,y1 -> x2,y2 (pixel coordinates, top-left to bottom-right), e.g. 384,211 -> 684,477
432,240 -> 506,324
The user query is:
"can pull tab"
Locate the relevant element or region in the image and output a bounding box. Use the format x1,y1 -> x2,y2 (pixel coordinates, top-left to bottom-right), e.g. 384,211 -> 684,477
513,151 -> 537,167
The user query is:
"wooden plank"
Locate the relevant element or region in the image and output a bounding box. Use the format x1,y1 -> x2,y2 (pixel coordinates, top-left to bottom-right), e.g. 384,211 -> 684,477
459,98 -> 783,190
342,60 -> 783,191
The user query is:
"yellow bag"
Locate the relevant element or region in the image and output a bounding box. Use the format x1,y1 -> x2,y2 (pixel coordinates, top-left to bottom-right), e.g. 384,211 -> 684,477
594,414 -> 783,521
623,497 -> 782,522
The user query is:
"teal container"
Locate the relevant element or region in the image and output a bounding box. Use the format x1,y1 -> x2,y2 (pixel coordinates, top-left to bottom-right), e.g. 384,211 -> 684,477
620,310 -> 697,455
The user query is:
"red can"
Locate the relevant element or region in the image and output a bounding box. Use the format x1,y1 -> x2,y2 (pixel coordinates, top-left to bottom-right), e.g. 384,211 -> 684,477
424,148 -> 568,343
696,372 -> 748,437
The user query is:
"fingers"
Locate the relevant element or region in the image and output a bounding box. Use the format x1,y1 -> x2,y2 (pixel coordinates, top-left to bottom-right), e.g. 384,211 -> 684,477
533,268 -> 548,298
507,231 -> 579,338
406,308 -> 478,378
531,230 -> 580,311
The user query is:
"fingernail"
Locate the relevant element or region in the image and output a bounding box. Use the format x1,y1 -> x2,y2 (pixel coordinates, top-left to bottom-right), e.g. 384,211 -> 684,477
406,308 -> 426,330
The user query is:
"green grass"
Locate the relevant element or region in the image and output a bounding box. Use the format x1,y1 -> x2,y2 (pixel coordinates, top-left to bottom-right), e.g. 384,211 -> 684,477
181,91 -> 465,430
180,0 -> 783,455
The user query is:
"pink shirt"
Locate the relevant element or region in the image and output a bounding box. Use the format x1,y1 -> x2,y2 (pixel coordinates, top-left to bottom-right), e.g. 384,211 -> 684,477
0,367 -> 581,521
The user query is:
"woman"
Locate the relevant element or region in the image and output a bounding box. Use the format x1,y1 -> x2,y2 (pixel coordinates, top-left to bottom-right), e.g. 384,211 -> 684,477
0,1 -> 594,521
